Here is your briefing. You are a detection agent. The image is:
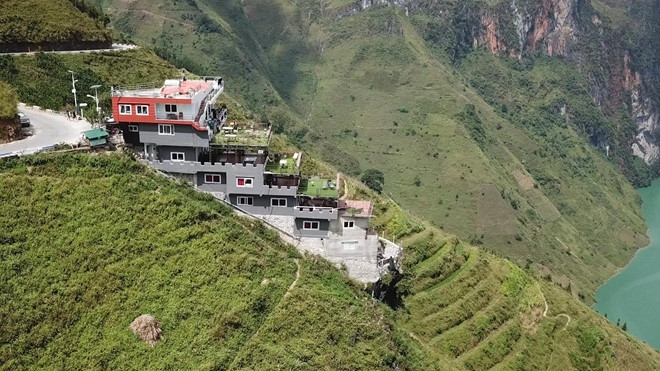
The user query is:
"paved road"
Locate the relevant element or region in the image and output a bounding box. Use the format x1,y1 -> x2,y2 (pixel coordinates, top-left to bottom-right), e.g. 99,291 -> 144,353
0,107 -> 91,156
0,44 -> 137,56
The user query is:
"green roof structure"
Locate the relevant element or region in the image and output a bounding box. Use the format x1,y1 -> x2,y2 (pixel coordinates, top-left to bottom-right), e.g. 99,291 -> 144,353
82,129 -> 108,147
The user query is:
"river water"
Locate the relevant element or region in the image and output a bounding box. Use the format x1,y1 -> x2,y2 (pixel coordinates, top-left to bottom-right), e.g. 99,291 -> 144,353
594,178 -> 660,349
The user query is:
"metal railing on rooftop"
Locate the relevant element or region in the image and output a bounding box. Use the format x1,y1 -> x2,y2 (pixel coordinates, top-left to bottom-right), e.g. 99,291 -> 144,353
111,84 -> 159,96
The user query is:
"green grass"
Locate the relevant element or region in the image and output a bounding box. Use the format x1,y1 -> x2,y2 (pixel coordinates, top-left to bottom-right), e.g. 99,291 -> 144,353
0,153 -> 400,370
264,156 -> 298,175
298,178 -> 339,198
0,0 -> 111,45
0,82 -> 18,119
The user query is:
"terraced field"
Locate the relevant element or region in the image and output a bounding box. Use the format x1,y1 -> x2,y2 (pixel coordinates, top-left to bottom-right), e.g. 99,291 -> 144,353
394,229 -> 660,370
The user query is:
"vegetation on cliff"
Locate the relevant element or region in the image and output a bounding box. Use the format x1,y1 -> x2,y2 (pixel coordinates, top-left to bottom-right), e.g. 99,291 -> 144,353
0,82 -> 22,144
0,82 -> 18,119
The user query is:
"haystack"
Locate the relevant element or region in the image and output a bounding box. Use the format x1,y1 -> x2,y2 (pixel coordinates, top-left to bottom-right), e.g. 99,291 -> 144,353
130,314 -> 163,346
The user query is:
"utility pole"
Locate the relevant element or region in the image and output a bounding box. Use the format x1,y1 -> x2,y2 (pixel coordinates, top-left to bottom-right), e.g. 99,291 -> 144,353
89,84 -> 101,114
68,70 -> 78,114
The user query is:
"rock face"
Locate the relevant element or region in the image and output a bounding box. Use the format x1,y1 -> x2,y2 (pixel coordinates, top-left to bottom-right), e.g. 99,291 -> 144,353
335,0 -> 660,164
0,118 -> 23,144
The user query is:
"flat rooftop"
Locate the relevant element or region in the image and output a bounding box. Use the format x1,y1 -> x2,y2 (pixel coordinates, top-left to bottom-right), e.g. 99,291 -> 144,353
339,200 -> 373,217
212,121 -> 271,148
112,78 -> 219,99
298,178 -> 339,198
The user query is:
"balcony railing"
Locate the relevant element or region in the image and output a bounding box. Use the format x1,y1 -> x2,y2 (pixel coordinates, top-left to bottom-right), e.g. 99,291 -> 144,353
155,113 -> 194,121
294,206 -> 337,220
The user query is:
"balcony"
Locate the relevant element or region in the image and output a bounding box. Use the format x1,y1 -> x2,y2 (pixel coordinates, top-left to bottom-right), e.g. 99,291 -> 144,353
293,206 -> 337,220
155,112 -> 194,121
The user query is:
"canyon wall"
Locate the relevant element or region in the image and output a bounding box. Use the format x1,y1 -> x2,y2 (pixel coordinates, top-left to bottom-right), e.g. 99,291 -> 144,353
336,0 -> 660,164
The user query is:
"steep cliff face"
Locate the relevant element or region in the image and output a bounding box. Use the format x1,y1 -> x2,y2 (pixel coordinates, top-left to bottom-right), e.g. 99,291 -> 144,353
625,52 -> 660,162
336,0 -> 660,164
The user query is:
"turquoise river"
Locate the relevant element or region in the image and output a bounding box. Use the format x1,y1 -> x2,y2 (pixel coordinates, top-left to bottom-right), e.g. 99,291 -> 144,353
594,178 -> 660,349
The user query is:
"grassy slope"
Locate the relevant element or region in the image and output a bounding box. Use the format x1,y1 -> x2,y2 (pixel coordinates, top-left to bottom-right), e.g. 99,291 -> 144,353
345,174 -> 660,370
0,0 -> 111,44
0,154 -> 399,370
2,153 -> 660,370
285,7 -> 646,299
396,228 -> 660,371
359,179 -> 658,370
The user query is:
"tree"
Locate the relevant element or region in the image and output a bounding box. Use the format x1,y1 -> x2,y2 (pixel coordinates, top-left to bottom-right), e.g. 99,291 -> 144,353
622,322 -> 628,332
361,169 -> 385,194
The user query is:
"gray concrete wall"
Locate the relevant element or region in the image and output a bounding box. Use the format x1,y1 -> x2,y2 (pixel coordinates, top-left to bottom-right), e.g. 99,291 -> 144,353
158,146 -> 196,163
196,172 -> 227,192
229,194 -> 296,216
294,218 -> 330,238
293,206 -> 337,220
141,160 -> 298,196
336,216 -> 370,239
323,235 -> 379,258
119,124 -> 141,146
139,123 -> 208,147
225,163 -> 298,197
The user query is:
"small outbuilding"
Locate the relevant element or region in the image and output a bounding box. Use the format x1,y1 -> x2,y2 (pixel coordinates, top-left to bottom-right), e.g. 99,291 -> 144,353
82,128 -> 109,147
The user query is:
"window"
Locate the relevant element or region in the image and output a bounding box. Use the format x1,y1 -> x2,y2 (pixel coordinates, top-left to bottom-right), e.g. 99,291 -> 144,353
236,178 -> 253,187
136,105 -> 149,115
205,174 -> 222,183
158,124 -> 174,135
119,105 -> 131,115
342,241 -> 358,251
128,125 -> 139,132
165,104 -> 177,113
271,198 -> 287,207
303,221 -> 320,230
343,221 -> 355,229
170,152 -> 185,162
237,196 -> 253,206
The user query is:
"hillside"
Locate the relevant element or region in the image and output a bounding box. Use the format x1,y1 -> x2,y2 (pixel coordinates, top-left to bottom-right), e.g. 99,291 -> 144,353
1,153 -> 660,370
0,0 -> 112,52
0,49 -> 185,117
89,0 -> 651,299
0,154 -> 399,370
